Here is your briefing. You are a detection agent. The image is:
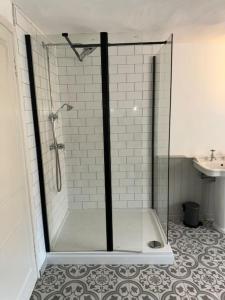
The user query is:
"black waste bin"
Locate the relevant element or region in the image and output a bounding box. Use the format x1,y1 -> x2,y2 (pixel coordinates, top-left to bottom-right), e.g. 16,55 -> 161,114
182,202 -> 200,228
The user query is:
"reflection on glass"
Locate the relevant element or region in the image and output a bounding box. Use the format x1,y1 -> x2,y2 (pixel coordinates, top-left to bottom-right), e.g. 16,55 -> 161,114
154,35 -> 173,242
32,33 -> 106,251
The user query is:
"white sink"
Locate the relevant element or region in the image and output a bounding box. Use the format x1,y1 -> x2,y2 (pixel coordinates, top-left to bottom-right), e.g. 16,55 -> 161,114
193,157 -> 225,177
193,156 -> 225,234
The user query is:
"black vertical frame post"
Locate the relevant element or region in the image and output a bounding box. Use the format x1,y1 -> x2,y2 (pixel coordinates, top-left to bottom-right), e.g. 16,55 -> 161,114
100,32 -> 113,251
151,56 -> 156,209
25,35 -> 50,251
166,34 -> 173,242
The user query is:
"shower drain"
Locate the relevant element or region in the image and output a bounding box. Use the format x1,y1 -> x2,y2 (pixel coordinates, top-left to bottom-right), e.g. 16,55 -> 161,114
147,240 -> 162,249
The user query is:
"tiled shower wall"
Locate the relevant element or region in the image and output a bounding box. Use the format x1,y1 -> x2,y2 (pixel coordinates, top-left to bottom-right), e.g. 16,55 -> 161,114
31,38 -> 68,244
57,43 -> 160,209
14,5 -> 68,267
109,45 -> 159,208
57,46 -> 105,209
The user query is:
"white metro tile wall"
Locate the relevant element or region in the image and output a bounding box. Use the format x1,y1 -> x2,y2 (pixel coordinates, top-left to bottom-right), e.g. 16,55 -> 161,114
57,46 -> 105,209
31,38 -> 68,245
110,45 -> 160,209
57,43 -> 160,209
14,5 -> 68,268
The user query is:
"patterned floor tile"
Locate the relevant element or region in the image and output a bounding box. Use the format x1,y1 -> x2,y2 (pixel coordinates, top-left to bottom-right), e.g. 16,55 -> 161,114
160,280 -> 219,300
30,222 -> 225,300
158,247 -> 198,280
102,279 -> 159,300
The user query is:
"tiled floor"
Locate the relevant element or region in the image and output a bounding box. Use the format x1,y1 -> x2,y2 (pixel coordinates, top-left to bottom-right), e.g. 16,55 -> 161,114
30,222 -> 225,299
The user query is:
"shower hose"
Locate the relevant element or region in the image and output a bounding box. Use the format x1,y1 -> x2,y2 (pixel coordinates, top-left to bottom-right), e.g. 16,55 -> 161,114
45,45 -> 62,192
51,120 -> 62,192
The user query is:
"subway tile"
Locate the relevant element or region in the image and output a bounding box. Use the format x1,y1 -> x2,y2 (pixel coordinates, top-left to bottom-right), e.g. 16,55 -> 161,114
110,73 -> 126,83
118,64 -> 135,74
109,65 -> 118,74
76,75 -> 93,84
127,201 -> 142,208
108,46 -> 117,55
113,201 -> 127,208
67,66 -> 84,75
59,75 -> 75,84
127,55 -> 143,64
84,66 -> 100,75
126,73 -> 143,82
57,57 -> 74,66
110,91 -> 127,100
118,46 -> 134,55
83,202 -> 98,209
109,55 -> 126,64
118,82 -> 134,91
120,193 -> 134,201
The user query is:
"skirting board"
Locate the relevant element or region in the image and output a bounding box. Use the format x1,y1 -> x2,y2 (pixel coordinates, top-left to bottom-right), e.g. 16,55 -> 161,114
213,222 -> 225,234
47,249 -> 174,265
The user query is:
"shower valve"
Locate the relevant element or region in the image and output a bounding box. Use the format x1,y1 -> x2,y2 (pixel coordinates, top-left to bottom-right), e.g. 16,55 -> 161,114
49,143 -> 65,151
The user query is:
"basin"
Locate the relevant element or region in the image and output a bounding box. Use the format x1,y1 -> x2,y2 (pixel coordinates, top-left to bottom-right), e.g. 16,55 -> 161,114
193,157 -> 225,177
193,156 -> 225,233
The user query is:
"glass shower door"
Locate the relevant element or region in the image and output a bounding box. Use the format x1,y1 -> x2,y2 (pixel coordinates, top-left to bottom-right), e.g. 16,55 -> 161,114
30,33 -> 107,252
108,35 -> 145,252
154,34 -> 173,242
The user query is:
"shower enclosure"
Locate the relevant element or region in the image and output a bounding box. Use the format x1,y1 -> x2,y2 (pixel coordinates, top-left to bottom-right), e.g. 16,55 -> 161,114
25,32 -> 173,263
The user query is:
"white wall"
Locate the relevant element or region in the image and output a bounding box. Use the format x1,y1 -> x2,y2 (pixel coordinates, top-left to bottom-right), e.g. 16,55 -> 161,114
14,6 -> 46,269
14,5 -> 69,262
171,42 -> 225,157
0,2 -> 46,270
0,0 -> 12,23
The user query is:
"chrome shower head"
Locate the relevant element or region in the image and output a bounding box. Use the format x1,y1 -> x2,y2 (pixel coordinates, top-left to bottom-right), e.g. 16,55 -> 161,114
80,47 -> 96,61
49,103 -> 73,122
64,104 -> 73,111
56,103 -> 73,114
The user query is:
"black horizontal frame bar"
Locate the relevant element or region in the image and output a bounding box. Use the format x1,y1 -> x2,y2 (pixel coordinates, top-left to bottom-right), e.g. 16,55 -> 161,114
108,41 -> 167,46
67,43 -> 100,48
45,41 -> 167,48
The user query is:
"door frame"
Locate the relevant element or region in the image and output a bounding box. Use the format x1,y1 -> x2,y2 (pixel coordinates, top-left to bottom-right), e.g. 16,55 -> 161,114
0,14 -> 38,297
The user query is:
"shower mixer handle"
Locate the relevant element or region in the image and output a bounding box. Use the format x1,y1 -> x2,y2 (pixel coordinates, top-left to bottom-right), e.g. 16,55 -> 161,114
49,112 -> 58,122
49,143 -> 65,151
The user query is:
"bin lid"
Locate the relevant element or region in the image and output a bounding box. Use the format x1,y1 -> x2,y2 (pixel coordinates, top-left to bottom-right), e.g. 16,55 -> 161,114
184,201 -> 199,209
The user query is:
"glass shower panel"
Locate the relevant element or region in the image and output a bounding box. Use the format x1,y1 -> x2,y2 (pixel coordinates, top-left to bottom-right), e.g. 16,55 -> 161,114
154,35 -> 173,241
109,34 -> 148,252
31,33 -> 106,251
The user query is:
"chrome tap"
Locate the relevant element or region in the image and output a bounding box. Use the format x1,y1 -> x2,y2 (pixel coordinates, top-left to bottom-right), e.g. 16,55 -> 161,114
210,149 -> 216,161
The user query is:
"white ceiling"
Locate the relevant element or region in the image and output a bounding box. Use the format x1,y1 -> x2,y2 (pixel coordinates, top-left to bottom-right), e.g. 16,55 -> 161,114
14,0 -> 225,41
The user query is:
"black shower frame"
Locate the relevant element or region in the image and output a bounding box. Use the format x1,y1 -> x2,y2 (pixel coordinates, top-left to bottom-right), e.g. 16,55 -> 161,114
25,32 -> 171,252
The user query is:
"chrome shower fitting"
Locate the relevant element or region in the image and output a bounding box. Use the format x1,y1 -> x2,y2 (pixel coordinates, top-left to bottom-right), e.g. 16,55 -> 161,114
49,103 -> 73,121
79,47 -> 96,61
48,103 -> 73,192
49,143 -> 65,151
62,33 -> 96,61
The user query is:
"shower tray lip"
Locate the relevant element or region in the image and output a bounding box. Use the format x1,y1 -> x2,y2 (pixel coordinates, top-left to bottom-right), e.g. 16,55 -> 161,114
46,247 -> 174,265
